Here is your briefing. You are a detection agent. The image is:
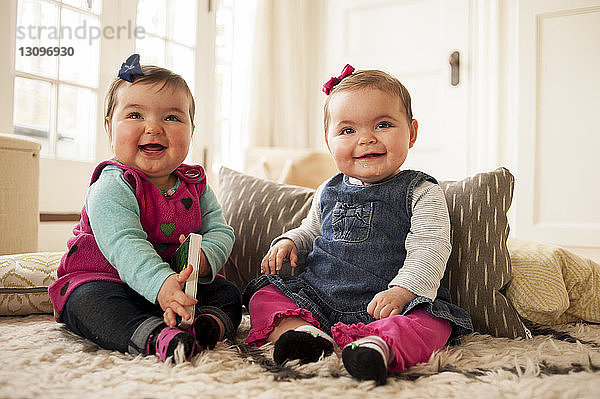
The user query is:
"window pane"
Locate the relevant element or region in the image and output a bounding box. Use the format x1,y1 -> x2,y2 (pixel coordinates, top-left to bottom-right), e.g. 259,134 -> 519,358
15,0 -> 59,77
166,42 -> 195,89
168,0 -> 197,46
13,77 -> 52,156
136,35 -> 166,67
61,0 -> 102,14
58,9 -> 100,87
137,0 -> 167,37
56,84 -> 96,160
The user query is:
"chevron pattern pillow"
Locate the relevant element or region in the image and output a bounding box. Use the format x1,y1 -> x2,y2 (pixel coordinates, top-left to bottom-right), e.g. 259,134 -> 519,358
218,166 -> 527,338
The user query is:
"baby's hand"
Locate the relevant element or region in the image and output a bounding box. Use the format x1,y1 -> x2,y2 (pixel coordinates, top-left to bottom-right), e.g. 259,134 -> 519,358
157,266 -> 197,326
261,238 -> 298,275
367,286 -> 417,320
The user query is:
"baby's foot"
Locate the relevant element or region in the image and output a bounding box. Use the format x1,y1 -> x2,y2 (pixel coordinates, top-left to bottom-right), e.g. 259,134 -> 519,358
147,326 -> 197,363
342,335 -> 391,386
273,325 -> 334,365
190,314 -> 223,350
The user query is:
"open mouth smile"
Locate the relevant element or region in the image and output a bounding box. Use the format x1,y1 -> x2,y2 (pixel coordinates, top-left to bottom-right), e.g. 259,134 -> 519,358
138,144 -> 167,153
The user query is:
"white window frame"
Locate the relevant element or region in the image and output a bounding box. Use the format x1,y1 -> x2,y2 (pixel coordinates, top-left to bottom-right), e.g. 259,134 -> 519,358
13,0 -> 102,161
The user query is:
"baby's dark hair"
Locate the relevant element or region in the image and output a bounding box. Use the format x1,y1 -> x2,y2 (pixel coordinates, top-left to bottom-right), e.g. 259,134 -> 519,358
323,70 -> 413,135
104,65 -> 195,127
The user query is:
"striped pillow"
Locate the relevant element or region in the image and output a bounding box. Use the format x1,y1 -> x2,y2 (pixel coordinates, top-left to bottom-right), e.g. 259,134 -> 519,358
506,238 -> 600,325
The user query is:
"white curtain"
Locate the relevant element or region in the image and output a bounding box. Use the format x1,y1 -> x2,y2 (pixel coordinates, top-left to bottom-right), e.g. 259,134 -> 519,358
246,0 -> 325,149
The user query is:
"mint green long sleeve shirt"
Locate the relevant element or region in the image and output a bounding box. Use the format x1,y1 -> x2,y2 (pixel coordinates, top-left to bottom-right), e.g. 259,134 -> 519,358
85,165 -> 234,303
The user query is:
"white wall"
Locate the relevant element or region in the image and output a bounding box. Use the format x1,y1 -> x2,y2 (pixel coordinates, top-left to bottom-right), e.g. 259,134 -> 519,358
37,159 -> 96,251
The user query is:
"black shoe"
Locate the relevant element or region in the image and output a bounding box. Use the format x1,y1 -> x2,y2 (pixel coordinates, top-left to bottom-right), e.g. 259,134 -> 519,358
342,344 -> 388,386
273,330 -> 334,365
192,314 -> 221,350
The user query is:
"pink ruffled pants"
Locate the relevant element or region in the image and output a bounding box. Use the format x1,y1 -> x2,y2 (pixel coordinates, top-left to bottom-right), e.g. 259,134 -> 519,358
246,285 -> 452,372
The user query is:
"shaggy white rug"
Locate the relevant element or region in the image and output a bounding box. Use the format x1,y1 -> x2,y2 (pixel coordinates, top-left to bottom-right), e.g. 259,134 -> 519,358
1,314 -> 599,399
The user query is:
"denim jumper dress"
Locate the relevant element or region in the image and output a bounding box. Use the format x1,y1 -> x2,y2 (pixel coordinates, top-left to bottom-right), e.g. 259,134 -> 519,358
243,171 -> 473,340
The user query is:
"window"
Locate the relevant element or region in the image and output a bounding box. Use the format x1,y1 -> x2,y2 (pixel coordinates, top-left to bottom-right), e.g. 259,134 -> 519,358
14,0 -> 101,160
135,0 -> 198,90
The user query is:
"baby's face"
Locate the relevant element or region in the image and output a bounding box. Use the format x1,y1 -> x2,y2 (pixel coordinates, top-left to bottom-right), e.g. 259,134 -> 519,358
107,82 -> 194,189
325,88 -> 417,184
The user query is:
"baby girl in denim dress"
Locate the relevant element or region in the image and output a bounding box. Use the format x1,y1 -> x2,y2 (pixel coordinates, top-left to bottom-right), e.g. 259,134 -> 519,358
242,65 -> 473,385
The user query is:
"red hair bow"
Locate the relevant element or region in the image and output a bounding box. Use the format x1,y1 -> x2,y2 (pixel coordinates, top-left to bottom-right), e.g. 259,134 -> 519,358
322,64 -> 355,95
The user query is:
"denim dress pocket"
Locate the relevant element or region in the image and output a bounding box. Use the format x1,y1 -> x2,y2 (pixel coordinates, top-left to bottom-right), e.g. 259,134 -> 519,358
331,201 -> 372,242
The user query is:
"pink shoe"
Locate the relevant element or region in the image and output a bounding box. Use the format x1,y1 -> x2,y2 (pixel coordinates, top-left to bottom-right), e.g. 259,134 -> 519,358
147,326 -> 198,363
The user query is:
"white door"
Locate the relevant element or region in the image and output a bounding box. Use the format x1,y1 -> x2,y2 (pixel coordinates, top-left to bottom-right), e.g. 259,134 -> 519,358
510,0 -> 600,262
324,0 -> 471,181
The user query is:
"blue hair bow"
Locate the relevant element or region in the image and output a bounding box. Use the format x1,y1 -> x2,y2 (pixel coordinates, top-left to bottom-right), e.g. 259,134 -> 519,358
118,53 -> 144,82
